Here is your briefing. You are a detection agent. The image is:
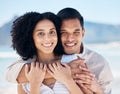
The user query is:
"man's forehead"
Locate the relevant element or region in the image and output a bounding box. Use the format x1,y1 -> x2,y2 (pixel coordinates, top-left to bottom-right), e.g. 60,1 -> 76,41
61,22 -> 82,31
61,18 -> 81,27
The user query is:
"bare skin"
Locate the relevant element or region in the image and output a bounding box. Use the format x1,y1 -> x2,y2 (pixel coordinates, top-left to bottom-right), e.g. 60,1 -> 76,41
18,84 -> 26,94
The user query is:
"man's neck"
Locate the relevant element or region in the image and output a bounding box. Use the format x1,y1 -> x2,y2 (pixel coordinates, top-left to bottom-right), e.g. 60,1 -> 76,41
80,43 -> 84,54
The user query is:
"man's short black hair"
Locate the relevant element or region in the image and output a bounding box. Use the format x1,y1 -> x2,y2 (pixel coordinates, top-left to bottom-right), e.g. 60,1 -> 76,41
57,7 -> 84,28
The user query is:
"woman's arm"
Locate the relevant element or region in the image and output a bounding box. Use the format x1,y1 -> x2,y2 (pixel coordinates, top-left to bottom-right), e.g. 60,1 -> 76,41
48,62 -> 83,94
17,84 -> 27,94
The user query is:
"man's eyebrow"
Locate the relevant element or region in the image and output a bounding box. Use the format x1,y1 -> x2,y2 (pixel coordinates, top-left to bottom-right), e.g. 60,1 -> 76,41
75,28 -> 82,31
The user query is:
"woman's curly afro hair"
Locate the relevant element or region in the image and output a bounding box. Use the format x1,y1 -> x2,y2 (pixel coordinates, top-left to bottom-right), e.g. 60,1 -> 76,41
11,12 -> 64,60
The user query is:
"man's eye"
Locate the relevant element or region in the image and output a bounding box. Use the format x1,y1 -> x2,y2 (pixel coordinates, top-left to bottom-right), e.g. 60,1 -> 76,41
74,32 -> 80,36
61,32 -> 67,36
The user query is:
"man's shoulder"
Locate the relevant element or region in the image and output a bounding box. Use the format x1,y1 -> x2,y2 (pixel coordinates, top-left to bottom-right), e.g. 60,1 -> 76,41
84,47 -> 108,65
85,47 -> 105,58
7,58 -> 25,69
8,56 -> 36,68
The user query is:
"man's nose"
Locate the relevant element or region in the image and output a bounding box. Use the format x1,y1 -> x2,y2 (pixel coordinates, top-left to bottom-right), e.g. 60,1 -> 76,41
67,34 -> 74,42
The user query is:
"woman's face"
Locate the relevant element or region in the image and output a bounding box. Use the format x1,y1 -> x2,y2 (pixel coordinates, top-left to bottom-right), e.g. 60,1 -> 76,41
33,19 -> 58,54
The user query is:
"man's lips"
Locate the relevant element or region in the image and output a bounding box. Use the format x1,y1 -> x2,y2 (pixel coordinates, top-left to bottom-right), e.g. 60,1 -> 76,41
64,42 -> 77,47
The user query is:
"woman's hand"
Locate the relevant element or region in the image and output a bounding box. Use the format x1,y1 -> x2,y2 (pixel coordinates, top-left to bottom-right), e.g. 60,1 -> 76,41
48,62 -> 84,94
25,62 -> 47,86
47,62 -> 72,84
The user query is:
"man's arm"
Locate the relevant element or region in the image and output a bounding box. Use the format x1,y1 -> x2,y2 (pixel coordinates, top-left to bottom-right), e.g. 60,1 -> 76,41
17,64 -> 30,83
6,59 -> 26,83
69,57 -> 113,94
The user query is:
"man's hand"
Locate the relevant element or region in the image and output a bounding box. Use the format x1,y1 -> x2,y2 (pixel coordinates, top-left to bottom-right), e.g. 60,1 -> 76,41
69,57 -> 103,94
69,57 -> 94,94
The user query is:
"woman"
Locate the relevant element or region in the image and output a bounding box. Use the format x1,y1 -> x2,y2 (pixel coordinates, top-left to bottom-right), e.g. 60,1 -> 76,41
11,12 -> 84,94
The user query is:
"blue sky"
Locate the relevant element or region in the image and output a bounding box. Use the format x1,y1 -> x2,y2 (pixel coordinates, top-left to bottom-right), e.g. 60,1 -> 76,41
0,0 -> 120,26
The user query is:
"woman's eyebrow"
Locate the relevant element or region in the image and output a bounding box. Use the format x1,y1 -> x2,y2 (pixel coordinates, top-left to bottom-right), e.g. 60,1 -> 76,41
50,28 -> 56,30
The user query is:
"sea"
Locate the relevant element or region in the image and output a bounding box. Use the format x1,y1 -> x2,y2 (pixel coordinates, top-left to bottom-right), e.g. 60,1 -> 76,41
0,42 -> 120,94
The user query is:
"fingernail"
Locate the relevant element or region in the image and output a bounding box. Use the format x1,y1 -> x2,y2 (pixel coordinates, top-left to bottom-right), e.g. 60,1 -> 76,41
79,66 -> 81,68
76,74 -> 78,76
74,80 -> 77,82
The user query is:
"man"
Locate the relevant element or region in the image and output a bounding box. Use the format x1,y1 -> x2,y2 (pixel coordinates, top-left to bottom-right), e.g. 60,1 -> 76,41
57,8 -> 113,94
6,8 -> 113,94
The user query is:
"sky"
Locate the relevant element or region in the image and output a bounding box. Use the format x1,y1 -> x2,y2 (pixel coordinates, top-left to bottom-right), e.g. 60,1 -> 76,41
0,0 -> 120,27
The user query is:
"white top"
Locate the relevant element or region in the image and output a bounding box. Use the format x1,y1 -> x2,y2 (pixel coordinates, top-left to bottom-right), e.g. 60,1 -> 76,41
22,81 -> 69,94
6,44 -> 113,94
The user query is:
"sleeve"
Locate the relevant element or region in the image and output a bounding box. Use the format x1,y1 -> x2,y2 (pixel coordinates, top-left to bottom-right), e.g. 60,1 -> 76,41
5,59 -> 25,83
88,52 -> 114,94
98,61 -> 114,94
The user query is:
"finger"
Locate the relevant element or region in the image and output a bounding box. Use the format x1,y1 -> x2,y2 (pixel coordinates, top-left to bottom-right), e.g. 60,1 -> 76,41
75,74 -> 93,84
73,73 -> 95,81
82,72 -> 95,78
71,68 -> 82,74
77,56 -> 85,60
79,66 -> 90,72
56,62 -> 61,67
36,62 -> 40,68
40,63 -> 43,69
47,68 -> 54,76
80,83 -> 88,90
43,64 -> 47,71
79,66 -> 95,77
69,59 -> 85,69
84,84 -> 93,92
69,58 -> 85,65
62,63 -> 70,69
76,73 -> 94,80
25,64 -> 29,76
48,63 -> 54,72
31,62 -> 35,68
84,63 -> 88,68
80,85 -> 93,94
52,63 -> 57,69
76,79 -> 91,85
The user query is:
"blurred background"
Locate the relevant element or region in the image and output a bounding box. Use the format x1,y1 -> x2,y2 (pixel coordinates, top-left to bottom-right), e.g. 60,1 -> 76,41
0,0 -> 120,94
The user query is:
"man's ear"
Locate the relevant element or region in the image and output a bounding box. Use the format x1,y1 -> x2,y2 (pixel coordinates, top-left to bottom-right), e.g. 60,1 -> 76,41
82,28 -> 85,38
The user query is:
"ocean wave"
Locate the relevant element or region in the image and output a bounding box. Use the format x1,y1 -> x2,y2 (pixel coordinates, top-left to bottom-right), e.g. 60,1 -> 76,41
0,52 -> 18,58
86,41 -> 120,48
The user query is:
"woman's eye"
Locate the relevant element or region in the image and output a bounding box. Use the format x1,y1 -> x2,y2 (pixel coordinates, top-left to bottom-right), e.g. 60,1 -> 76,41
38,32 -> 44,36
50,31 -> 56,35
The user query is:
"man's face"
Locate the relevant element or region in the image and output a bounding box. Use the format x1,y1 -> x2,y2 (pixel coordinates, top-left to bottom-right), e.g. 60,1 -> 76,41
60,18 -> 85,54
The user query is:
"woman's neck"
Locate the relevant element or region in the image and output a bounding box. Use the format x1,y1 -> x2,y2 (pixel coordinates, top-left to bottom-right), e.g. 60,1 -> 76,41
37,52 -> 58,63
